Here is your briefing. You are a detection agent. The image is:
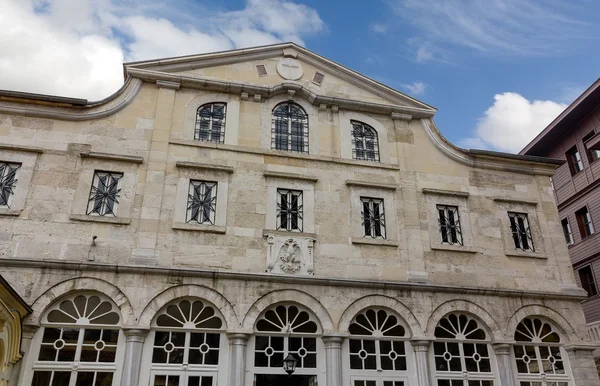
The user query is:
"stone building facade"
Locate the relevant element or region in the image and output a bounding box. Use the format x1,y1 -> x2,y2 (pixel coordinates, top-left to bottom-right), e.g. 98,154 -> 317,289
0,43 -> 597,386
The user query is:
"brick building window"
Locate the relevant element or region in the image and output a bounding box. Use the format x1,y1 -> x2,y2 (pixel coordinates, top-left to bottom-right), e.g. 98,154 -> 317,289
276,189 -> 303,232
437,205 -> 462,245
566,146 -> 583,175
561,218 -> 574,245
0,162 -> 20,208
578,265 -> 598,297
87,171 -> 123,216
575,206 -> 595,239
186,180 -> 218,225
361,197 -> 386,238
508,212 -> 534,252
351,120 -> 380,162
195,103 -> 227,144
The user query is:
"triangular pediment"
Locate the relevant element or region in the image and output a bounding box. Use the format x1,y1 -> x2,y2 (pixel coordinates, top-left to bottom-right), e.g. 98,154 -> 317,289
124,43 -> 436,117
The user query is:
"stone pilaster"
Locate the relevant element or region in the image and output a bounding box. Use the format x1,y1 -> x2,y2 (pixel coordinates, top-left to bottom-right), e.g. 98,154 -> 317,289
227,332 -> 251,386
120,328 -> 150,386
410,340 -> 432,386
564,344 -> 600,386
322,335 -> 344,386
492,343 -> 516,386
16,324 -> 40,385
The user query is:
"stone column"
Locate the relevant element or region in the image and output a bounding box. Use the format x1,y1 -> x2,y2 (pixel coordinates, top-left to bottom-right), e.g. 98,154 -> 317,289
410,340 -> 432,386
227,332 -> 250,386
322,335 -> 344,386
120,328 -> 150,386
492,343 -> 516,386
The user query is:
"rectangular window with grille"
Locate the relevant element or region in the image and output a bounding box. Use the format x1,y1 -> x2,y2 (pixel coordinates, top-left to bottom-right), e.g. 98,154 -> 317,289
561,218 -> 574,245
0,162 -> 20,208
86,171 -> 123,217
186,180 -> 218,225
276,189 -> 303,232
566,145 -> 583,175
508,212 -> 534,251
579,265 -> 598,297
361,197 -> 386,238
437,205 -> 463,245
576,206 -> 595,239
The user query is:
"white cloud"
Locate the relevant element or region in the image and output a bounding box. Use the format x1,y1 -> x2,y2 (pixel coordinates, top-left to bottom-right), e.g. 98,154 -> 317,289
0,0 -> 325,100
370,23 -> 387,34
391,0 -> 590,61
461,92 -> 567,153
401,81 -> 426,96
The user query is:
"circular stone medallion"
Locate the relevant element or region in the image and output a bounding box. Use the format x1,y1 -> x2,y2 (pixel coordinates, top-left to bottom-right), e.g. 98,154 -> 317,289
277,58 -> 304,80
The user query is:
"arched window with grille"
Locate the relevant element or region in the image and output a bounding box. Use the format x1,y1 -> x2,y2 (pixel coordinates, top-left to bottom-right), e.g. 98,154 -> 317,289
144,298 -> 226,386
29,293 -> 122,386
351,121 -> 380,162
347,308 -> 411,386
271,103 -> 309,153
513,317 -> 571,385
251,304 -> 321,384
194,103 -> 227,144
433,313 -> 495,386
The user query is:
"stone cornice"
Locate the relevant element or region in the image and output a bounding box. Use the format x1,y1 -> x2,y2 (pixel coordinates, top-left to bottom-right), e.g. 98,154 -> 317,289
493,197 -> 539,206
421,119 -> 562,176
421,188 -> 469,197
175,161 -> 234,173
0,257 -> 587,302
345,180 -> 398,190
80,151 -> 144,164
264,170 -> 318,182
0,144 -> 44,153
127,67 -> 435,118
0,78 -> 142,121
168,139 -> 401,171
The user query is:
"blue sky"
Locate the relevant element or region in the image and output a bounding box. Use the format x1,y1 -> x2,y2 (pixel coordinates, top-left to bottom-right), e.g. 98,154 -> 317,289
1,0 -> 599,153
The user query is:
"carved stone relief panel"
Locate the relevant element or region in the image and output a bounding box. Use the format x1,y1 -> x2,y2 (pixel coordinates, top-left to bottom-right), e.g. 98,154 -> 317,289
265,234 -> 315,275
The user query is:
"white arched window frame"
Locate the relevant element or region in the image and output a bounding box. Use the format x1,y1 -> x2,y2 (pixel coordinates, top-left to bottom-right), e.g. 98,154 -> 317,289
140,298 -> 227,386
344,308 -> 414,386
248,303 -> 323,385
351,120 -> 380,162
28,293 -> 123,386
512,317 -> 572,386
271,103 -> 309,153
431,313 -> 496,386
194,103 -> 227,144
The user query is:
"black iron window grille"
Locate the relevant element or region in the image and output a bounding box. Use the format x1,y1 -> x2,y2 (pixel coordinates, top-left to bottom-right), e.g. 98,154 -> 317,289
195,103 -> 227,144
361,197 -> 386,238
508,212 -> 534,251
276,189 -> 303,232
186,180 -> 217,225
271,102 -> 309,153
437,205 -> 463,245
351,120 -> 380,162
0,162 -> 20,207
86,171 -> 122,216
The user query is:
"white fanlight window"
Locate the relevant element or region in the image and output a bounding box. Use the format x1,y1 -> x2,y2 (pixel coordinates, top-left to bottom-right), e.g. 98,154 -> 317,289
347,308 -> 411,386
432,313 -> 495,386
513,317 -> 571,386
30,294 -> 122,386
147,299 -> 225,386
251,304 -> 321,385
